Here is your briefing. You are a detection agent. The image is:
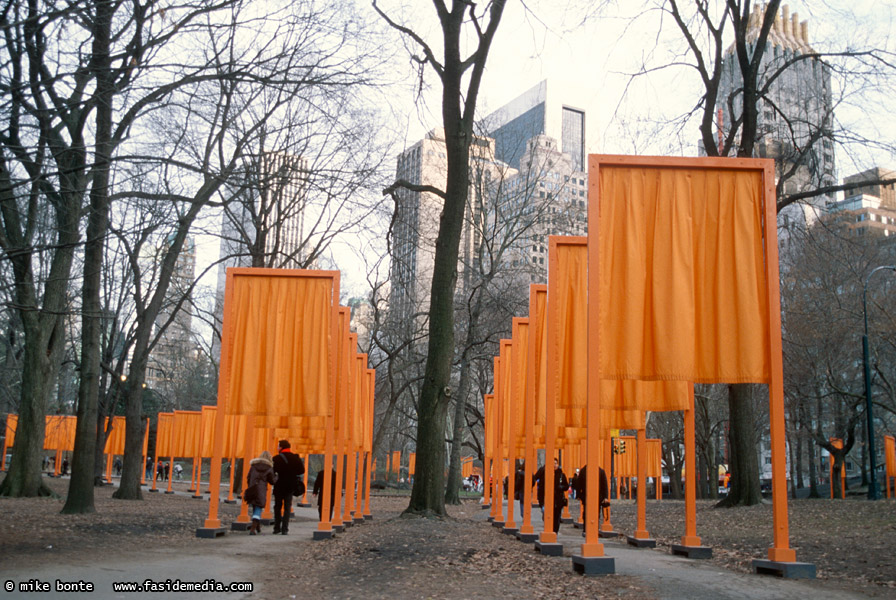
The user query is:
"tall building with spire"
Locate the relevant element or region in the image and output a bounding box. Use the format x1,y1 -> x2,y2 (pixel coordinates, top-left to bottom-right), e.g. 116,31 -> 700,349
716,4 -> 836,235
212,152 -> 309,360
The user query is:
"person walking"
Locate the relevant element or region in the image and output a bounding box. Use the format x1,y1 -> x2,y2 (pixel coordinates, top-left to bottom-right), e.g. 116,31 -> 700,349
572,464 -> 610,536
244,450 -> 275,535
271,440 -> 305,535
313,468 -> 338,521
532,458 -> 569,533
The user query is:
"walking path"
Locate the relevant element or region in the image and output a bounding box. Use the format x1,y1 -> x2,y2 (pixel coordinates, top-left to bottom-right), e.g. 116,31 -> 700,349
3,496 -> 871,600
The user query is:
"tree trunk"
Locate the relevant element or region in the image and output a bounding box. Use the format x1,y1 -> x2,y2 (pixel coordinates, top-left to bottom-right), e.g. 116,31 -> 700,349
445,290 -> 486,504
63,0 -> 115,514
0,179 -> 79,498
0,334 -> 60,497
717,383 -> 762,507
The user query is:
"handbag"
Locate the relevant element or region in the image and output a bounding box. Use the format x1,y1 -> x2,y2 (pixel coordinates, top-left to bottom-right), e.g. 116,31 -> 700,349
294,477 -> 305,497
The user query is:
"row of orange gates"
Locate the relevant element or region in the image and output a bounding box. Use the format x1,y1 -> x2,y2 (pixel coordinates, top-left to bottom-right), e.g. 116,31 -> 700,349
1,269 -> 376,540
479,154 -> 839,578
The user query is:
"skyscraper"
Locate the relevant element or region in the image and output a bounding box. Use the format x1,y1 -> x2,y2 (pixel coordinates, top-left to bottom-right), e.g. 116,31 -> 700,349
484,80 -> 589,173
147,234 -> 196,391
388,128 -> 508,326
715,4 -> 836,232
212,152 -> 309,359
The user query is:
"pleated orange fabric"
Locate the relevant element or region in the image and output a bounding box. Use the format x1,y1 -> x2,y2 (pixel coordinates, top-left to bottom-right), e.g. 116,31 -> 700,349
173,411 -> 201,458
530,286 -> 548,444
103,416 -> 126,454
44,416 -> 76,451
885,435 -> 895,478
5,414 -> 17,446
645,439 -> 663,478
597,164 -> 770,383
365,370 -> 375,452
614,436 -> 636,477
225,273 -> 334,417
156,413 -> 174,457
510,320 -> 529,452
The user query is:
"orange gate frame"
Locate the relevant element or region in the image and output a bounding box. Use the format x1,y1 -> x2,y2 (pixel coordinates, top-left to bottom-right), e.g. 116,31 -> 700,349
199,268 -> 340,539
586,155 -> 800,571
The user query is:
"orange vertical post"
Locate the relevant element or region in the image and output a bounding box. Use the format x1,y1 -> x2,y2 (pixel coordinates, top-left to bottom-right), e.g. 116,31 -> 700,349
681,383 -> 701,547
539,244 -> 560,548
233,417 -> 257,526
634,428 -> 649,539
505,324 -> 523,533
363,451 -> 373,519
201,269 -> 237,533
490,357 -> 503,524
521,289 -> 543,539
140,418 -> 149,486
599,437 -> 614,534
584,181 -> 607,561
316,283 -> 340,538
225,455 -> 236,503
260,428 -> 275,521
761,162 -> 797,564
302,453 -> 311,505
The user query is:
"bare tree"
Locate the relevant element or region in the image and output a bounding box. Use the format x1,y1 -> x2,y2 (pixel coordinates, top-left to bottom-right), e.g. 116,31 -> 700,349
606,0 -> 896,507
374,0 -> 508,514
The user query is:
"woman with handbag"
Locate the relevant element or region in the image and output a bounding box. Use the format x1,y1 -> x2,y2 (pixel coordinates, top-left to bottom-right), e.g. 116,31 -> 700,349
244,450 -> 275,535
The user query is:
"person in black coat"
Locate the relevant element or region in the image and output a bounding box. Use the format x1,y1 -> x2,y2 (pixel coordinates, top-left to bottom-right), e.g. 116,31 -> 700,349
572,464 -> 610,534
243,451 -> 275,535
312,468 -> 338,521
532,458 -> 569,533
271,440 -> 305,535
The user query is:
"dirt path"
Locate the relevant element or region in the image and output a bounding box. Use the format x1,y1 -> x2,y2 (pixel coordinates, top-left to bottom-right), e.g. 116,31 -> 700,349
2,478 -> 893,599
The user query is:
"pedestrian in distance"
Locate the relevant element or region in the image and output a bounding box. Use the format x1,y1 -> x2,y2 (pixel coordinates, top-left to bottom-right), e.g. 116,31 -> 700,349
514,460 -> 526,518
572,464 -> 610,536
532,458 -> 569,533
312,468 -> 338,521
271,439 -> 305,535
244,450 -> 275,535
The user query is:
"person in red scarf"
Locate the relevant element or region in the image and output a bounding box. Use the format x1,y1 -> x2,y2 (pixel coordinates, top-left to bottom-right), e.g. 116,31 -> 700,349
272,439 -> 305,535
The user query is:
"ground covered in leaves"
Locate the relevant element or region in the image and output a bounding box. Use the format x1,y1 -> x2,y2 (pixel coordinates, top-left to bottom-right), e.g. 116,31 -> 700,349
1,476 -> 894,598
607,497 -> 896,593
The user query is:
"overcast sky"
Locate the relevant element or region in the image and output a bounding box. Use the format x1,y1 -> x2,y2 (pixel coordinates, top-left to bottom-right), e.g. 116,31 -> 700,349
194,0 -> 896,315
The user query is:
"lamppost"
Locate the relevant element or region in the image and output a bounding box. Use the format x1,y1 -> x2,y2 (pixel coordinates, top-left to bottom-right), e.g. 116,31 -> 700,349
862,265 -> 896,501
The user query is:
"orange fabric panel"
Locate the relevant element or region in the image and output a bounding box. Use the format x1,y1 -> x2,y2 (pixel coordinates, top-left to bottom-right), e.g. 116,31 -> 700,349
225,272 -> 335,417
391,451 -> 400,475
599,380 -> 690,412
200,406 -> 216,457
596,163 -> 770,382
615,436 -> 636,477
499,341 -> 512,457
334,309 -> 351,436
351,355 -> 367,450
484,394 -> 494,463
530,286 -> 548,444
173,411 -> 202,457
409,453 -> 416,476
156,413 -> 174,457
44,416 -> 76,451
645,439 -> 663,478
364,370 -> 375,452
551,239 -> 588,421
510,320 -> 529,451
5,414 -> 17,447
884,436 -> 895,478
103,416 -> 126,454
